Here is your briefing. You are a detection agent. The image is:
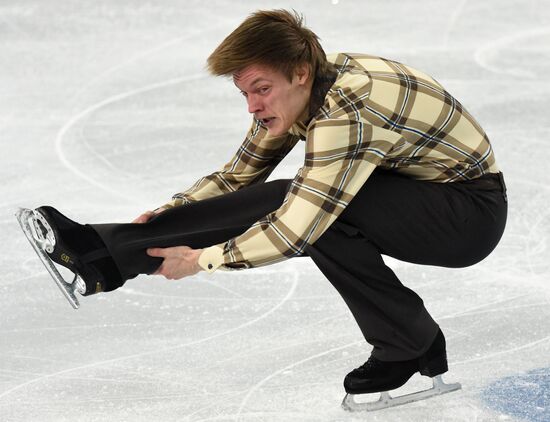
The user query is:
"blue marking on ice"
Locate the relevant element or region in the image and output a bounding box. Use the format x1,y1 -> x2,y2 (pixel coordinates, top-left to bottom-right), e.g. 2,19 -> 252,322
482,367 -> 550,422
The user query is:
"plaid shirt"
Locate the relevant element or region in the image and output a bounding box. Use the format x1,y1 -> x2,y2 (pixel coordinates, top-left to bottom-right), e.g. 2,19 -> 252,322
162,53 -> 500,273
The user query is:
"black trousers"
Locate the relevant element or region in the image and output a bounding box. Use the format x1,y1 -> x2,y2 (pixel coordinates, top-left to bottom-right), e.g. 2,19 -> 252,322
92,170 -> 507,361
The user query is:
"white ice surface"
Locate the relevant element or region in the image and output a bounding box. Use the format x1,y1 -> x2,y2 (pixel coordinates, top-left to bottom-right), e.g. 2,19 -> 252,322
1,1 -> 549,421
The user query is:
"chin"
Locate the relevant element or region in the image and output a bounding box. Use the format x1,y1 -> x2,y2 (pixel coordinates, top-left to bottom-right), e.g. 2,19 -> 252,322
267,124 -> 289,137
267,129 -> 282,136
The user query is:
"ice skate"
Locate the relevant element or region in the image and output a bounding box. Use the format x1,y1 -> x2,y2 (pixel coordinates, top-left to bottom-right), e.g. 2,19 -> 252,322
341,329 -> 461,412
15,207 -> 120,309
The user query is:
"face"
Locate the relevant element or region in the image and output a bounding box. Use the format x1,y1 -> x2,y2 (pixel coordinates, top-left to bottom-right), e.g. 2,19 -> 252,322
233,63 -> 312,136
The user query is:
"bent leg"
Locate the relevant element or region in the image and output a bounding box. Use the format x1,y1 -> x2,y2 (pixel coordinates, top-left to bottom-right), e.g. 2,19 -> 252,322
306,221 -> 439,361
306,170 -> 507,361
338,170 -> 508,268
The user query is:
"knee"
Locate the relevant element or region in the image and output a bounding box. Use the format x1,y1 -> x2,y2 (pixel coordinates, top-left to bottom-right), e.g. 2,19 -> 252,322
266,179 -> 293,197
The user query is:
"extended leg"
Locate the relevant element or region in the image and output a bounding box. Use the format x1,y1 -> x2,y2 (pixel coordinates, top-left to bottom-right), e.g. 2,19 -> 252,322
92,179 -> 293,282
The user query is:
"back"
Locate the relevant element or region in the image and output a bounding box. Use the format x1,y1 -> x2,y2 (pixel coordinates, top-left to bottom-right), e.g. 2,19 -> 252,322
322,53 -> 499,181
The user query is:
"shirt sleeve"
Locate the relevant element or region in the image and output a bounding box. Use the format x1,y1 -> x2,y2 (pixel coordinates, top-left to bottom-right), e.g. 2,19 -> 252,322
198,118 -> 404,273
160,118 -> 300,209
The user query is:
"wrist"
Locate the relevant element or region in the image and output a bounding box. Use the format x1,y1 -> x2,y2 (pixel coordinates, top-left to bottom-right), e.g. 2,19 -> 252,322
195,249 -> 204,272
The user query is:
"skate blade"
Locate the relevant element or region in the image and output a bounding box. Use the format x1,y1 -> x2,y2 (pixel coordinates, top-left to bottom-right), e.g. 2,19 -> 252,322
342,374 -> 462,412
16,208 -> 81,309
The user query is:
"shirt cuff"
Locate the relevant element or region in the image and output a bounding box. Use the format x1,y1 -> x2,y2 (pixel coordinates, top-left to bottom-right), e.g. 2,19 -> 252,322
198,244 -> 226,273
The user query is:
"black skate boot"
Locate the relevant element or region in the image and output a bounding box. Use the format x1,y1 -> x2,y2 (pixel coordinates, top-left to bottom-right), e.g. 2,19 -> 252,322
34,206 -> 122,296
342,329 -> 461,412
344,329 -> 448,394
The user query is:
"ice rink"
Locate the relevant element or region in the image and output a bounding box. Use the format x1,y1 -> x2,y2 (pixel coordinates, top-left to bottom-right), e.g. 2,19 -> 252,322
1,0 -> 549,421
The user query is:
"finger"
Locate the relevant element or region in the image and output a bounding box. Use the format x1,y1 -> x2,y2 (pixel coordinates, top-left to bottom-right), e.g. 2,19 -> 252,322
171,245 -> 191,253
133,215 -> 146,224
147,248 -> 167,257
155,246 -> 191,257
137,211 -> 156,223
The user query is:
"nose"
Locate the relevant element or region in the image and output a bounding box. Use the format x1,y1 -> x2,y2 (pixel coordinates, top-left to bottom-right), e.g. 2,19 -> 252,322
247,94 -> 263,114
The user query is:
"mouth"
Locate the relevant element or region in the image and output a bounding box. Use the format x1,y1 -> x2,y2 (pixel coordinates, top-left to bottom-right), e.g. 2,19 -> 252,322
259,117 -> 276,127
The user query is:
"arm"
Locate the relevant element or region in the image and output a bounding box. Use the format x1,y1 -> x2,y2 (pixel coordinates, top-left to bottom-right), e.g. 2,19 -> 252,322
197,118 -> 404,273
159,118 -> 301,210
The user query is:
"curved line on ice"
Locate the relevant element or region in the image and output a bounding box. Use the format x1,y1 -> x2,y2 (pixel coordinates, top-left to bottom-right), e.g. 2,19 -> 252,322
52,18 -> 235,201
452,335 -> 550,366
0,269 -> 298,402
473,27 -> 550,78
234,340 -> 363,422
193,411 -> 327,422
54,73 -> 206,203
66,23 -> 231,106
442,0 -> 468,49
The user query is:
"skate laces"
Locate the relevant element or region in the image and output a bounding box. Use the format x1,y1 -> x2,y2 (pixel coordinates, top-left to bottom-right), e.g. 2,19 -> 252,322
354,356 -> 383,374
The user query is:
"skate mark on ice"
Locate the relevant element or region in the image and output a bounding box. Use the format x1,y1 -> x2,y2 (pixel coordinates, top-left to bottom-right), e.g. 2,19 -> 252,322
521,198 -> 550,283
444,301 -> 549,319
198,278 -> 247,299
0,315 -> 252,334
0,9 -> 34,41
7,272 -> 47,286
0,270 -> 298,402
119,286 -> 334,302
235,340 -> 363,422
66,23 -> 232,106
442,0 -> 468,49
0,388 -> 244,408
76,125 -> 138,180
54,19 -> 234,197
216,311 -> 351,366
452,335 -> 550,366
194,411 -> 327,422
55,74 -> 205,202
0,354 -> 204,390
474,27 -> 550,78
122,279 -> 247,299
0,367 -> 169,389
437,293 -> 530,321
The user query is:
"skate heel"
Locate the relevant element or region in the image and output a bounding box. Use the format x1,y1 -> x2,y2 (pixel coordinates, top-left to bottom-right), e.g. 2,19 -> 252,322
418,353 -> 448,377
418,329 -> 448,377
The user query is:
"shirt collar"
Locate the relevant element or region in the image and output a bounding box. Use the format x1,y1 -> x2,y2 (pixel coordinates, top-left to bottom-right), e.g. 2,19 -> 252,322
302,67 -> 338,126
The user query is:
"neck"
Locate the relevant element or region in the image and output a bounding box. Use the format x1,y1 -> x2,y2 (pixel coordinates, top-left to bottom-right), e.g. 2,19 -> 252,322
305,65 -> 338,123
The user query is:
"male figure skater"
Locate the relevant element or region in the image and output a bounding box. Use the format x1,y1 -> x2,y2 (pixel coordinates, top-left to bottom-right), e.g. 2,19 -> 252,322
19,9 -> 507,410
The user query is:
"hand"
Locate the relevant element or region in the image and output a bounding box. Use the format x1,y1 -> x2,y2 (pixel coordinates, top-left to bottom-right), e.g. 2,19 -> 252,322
147,246 -> 204,280
132,207 -> 167,224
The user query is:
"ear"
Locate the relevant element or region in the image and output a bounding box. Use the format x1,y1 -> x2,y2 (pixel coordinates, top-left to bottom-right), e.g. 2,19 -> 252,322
294,63 -> 311,86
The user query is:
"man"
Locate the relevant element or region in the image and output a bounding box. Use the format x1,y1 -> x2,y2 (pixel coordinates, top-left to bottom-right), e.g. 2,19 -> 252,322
19,9 -> 507,410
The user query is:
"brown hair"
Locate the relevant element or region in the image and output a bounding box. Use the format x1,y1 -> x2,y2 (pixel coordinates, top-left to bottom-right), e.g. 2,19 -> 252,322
207,9 -> 332,82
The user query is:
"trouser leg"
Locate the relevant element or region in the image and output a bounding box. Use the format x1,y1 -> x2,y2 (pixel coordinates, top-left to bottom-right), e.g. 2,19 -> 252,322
306,221 -> 439,361
305,170 -> 508,361
91,179 -> 292,282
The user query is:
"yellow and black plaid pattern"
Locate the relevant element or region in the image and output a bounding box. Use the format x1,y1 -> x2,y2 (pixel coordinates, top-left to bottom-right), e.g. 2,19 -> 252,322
162,53 -> 500,273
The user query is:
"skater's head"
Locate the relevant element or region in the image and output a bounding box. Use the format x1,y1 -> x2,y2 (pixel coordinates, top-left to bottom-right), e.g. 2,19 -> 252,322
207,9 -> 333,136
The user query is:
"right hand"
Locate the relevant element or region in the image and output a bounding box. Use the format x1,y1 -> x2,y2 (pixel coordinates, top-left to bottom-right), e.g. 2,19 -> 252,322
132,207 -> 167,224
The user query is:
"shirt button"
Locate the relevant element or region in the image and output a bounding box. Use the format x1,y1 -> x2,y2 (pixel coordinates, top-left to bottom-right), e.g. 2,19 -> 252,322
208,264 -> 213,269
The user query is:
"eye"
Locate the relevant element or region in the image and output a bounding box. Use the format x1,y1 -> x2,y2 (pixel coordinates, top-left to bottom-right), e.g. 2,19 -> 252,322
259,86 -> 270,94
240,90 -> 248,98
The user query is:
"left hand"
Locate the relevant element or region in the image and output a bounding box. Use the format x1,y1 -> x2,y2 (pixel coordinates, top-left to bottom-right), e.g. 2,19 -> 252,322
147,246 -> 204,279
